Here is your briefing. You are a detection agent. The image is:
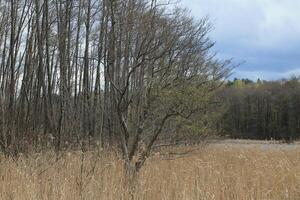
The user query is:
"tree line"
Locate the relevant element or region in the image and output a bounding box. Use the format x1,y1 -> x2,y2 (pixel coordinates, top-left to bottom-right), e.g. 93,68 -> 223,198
219,77 -> 300,142
0,0 -> 231,172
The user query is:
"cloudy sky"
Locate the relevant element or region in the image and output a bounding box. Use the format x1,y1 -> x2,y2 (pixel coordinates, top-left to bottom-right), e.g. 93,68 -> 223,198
180,0 -> 300,80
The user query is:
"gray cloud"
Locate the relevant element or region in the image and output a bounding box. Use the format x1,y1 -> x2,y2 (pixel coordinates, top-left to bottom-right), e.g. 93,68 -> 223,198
180,0 -> 300,80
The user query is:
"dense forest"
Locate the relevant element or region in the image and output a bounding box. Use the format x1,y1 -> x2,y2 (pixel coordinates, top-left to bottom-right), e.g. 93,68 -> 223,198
219,77 -> 300,142
0,0 -> 233,172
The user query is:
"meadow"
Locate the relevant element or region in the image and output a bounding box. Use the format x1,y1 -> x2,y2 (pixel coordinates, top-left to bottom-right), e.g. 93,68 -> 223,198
0,141 -> 299,200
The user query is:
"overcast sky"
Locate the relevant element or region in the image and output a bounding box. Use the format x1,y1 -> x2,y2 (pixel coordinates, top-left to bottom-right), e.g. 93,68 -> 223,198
180,0 -> 300,80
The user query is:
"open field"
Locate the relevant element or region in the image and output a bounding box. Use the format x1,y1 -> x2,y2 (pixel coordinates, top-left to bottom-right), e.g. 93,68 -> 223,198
1,141 -> 300,200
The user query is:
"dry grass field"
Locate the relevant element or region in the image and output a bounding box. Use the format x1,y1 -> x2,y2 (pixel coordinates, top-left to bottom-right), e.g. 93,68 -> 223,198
1,141 -> 300,200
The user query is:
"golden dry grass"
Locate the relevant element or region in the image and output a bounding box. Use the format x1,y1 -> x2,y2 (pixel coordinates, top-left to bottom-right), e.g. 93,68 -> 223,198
0,142 -> 300,200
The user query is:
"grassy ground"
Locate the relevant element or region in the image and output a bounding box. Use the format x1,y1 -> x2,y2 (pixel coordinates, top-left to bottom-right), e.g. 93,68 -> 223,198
0,141 -> 300,200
